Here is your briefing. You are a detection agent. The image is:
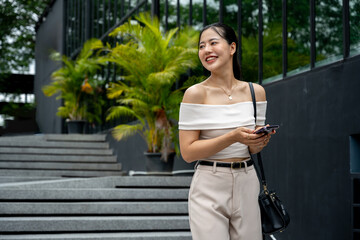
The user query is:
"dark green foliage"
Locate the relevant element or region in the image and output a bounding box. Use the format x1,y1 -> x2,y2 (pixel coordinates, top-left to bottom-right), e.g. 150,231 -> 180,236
0,0 -> 48,77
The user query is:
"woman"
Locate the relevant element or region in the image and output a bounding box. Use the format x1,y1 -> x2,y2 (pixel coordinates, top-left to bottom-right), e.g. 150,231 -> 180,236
178,23 -> 275,240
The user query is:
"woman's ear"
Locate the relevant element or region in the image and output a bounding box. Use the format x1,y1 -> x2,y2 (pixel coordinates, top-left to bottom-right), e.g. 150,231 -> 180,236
230,42 -> 236,56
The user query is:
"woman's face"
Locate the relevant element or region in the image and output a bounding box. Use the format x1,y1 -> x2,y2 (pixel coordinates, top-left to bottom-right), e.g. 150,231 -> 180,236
198,28 -> 235,73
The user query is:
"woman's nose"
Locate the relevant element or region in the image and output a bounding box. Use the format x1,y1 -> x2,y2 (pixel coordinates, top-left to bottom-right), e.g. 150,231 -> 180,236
204,44 -> 212,53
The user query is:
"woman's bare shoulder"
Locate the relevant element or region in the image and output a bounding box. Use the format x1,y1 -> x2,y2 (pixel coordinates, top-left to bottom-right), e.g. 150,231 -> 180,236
252,82 -> 267,101
182,83 -> 207,104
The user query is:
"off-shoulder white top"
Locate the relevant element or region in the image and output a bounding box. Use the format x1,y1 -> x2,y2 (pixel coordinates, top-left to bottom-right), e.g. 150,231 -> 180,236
178,101 -> 267,160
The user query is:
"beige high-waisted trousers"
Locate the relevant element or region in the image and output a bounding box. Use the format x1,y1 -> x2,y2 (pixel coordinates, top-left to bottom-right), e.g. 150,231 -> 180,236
188,161 -> 262,240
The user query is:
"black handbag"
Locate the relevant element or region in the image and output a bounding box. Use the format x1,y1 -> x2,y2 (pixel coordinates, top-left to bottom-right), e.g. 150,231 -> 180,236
248,82 -> 290,235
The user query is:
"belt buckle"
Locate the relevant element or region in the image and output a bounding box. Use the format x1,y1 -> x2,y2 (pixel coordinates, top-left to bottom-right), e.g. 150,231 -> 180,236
231,162 -> 241,169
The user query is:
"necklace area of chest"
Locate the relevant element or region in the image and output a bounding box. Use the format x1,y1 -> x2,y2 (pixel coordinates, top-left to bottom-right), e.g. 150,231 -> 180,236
217,85 -> 236,100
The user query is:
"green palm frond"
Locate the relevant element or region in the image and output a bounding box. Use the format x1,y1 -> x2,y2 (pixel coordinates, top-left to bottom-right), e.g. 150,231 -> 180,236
163,27 -> 179,50
112,123 -> 144,141
107,82 -> 127,99
42,83 -> 60,97
106,106 -> 142,122
147,71 -> 176,86
179,75 -> 205,90
116,98 -> 147,109
109,19 -> 143,40
173,25 -> 199,48
135,13 -> 160,36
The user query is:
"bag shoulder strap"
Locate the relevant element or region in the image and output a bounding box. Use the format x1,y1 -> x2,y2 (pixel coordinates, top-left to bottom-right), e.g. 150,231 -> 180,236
249,82 -> 257,123
248,82 -> 268,189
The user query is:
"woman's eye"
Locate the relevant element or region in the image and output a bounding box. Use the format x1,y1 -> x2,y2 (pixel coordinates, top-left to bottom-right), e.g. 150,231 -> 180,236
211,42 -> 217,45
199,45 -> 204,49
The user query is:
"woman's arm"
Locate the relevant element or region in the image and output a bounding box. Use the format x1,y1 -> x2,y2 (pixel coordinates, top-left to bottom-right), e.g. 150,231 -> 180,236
179,127 -> 267,162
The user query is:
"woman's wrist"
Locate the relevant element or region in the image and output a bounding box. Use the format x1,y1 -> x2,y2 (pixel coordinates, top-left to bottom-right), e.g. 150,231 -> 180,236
226,129 -> 238,145
249,145 -> 263,154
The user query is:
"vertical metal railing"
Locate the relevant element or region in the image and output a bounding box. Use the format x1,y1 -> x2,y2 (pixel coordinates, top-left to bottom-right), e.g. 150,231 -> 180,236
343,0 -> 350,59
203,0 -> 207,26
151,0 -> 159,18
282,0 -> 287,78
176,0 -> 180,28
65,0 -> 148,58
219,0 -> 224,23
63,0 -> 355,85
58,0 -> 357,131
258,0 -> 263,84
310,0 -> 316,69
189,0 -> 193,26
237,0 -> 242,72
164,0 -> 169,31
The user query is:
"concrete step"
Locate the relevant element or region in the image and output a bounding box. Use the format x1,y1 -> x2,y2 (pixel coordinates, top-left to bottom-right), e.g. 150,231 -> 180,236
113,176 -> 192,187
0,169 -> 125,177
0,154 -> 117,163
0,175 -> 191,189
0,201 -> 188,215
0,216 -> 190,232
45,134 -> 107,142
0,176 -> 118,189
0,161 -> 122,171
0,141 -> 109,149
0,231 -> 192,240
0,134 -> 107,142
0,176 -> 62,184
0,188 -> 189,200
0,177 -> 112,189
0,176 -> 192,189
0,147 -> 113,155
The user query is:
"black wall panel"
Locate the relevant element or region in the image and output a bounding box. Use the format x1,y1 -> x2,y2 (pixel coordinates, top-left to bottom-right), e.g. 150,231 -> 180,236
261,55 -> 360,240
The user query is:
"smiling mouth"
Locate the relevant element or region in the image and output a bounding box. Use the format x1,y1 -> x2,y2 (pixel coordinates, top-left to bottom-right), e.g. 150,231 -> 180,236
205,56 -> 217,62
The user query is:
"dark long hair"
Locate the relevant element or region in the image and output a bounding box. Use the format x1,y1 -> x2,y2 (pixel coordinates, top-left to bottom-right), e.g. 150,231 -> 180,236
199,23 -> 242,80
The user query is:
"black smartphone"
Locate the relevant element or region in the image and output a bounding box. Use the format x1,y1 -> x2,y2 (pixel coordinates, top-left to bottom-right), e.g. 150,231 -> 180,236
254,125 -> 279,134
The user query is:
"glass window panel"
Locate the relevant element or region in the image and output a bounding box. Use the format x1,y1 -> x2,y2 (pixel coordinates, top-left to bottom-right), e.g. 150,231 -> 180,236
263,0 -> 283,80
350,0 -> 360,55
315,0 -> 343,66
287,0 -> 311,75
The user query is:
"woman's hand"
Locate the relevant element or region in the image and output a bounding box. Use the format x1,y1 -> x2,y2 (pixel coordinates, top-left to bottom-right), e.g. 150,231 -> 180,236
232,127 -> 266,146
249,125 -> 276,153
232,126 -> 276,154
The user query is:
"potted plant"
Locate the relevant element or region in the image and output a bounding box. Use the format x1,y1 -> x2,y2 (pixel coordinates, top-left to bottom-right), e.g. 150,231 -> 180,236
42,39 -> 106,133
105,13 -> 200,172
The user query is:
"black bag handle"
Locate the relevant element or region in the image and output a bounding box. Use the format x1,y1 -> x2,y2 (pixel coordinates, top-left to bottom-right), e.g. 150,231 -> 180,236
248,82 -> 268,190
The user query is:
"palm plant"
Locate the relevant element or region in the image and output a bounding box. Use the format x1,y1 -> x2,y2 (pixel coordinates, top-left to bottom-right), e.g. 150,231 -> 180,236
105,13 -> 199,159
42,39 -> 106,124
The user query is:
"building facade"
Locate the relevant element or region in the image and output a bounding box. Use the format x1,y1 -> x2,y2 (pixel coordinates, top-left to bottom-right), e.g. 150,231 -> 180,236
35,1 -> 360,239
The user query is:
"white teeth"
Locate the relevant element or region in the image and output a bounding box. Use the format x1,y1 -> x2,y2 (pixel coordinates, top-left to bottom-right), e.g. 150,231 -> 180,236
206,57 -> 216,61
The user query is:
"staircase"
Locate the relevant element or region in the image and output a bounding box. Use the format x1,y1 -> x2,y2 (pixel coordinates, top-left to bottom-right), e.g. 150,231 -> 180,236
0,176 -> 192,239
0,134 -> 192,239
0,134 -> 124,178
